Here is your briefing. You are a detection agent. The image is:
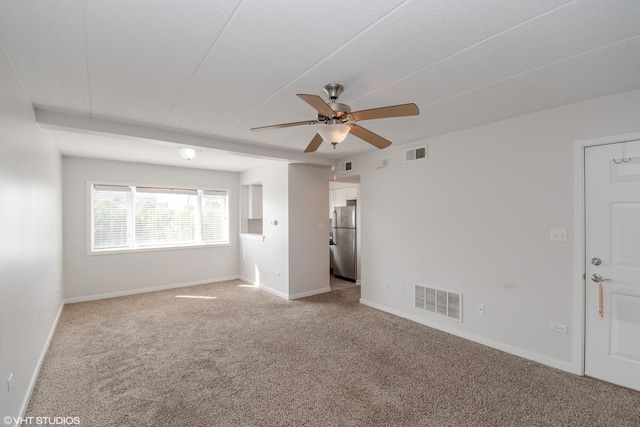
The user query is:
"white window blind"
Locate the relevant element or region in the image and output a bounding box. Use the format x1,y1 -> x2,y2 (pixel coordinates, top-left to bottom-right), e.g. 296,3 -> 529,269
202,190 -> 228,243
91,184 -> 229,252
135,188 -> 197,247
92,185 -> 130,250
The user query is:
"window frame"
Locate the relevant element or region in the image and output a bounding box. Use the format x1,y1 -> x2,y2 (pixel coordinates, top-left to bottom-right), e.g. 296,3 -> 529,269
87,181 -> 231,255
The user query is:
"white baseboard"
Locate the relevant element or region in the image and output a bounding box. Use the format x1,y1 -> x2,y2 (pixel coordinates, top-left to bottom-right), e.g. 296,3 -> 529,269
359,298 -> 580,375
64,275 -> 240,304
288,287 -> 331,300
19,302 -> 64,421
257,283 -> 289,300
238,277 -> 330,301
239,276 -> 289,299
239,276 -> 256,286
239,276 -> 292,300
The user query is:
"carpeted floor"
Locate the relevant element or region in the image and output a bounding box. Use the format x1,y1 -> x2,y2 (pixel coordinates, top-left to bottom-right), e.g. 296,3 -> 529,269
26,280 -> 639,426
330,274 -> 359,291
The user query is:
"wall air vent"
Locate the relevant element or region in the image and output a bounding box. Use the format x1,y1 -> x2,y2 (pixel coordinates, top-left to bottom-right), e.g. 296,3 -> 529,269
414,284 -> 462,322
405,146 -> 427,162
338,161 -> 353,173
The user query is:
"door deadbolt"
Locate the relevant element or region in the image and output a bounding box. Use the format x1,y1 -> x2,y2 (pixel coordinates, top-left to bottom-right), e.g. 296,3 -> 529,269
591,257 -> 602,266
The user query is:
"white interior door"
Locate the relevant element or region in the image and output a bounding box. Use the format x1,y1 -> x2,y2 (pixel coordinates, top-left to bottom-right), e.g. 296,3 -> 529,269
585,141 -> 640,391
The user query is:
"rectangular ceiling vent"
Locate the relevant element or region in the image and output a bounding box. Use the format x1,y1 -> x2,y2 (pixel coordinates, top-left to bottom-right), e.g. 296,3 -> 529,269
414,283 -> 462,322
338,161 -> 353,173
405,146 -> 428,162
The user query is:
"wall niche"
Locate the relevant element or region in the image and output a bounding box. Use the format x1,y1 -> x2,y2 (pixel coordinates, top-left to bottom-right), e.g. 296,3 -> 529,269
241,183 -> 263,234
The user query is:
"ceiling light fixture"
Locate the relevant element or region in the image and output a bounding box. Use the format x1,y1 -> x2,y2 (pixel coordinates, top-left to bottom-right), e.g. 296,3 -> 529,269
177,147 -> 197,160
317,123 -> 350,144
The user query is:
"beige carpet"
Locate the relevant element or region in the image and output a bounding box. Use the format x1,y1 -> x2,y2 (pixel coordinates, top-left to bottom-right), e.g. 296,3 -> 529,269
26,280 -> 639,426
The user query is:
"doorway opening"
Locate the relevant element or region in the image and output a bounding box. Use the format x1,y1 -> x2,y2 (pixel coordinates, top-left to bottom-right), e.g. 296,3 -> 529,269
329,176 -> 361,291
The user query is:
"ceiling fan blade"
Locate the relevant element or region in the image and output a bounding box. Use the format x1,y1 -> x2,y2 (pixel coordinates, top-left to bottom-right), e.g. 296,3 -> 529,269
250,120 -> 318,132
304,134 -> 324,153
350,103 -> 419,122
297,94 -> 335,117
347,124 -> 392,149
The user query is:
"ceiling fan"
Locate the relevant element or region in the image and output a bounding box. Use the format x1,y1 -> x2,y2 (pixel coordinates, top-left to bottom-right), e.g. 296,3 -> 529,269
250,83 -> 420,153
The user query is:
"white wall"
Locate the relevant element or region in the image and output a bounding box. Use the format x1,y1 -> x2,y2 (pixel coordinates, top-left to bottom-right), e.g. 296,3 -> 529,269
239,163 -> 290,297
288,164 -> 330,298
349,89 -> 640,373
62,157 -> 239,301
0,49 -> 63,421
239,163 -> 331,299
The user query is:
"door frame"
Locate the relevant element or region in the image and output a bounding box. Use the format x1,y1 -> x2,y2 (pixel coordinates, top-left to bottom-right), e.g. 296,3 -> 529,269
572,130 -> 640,376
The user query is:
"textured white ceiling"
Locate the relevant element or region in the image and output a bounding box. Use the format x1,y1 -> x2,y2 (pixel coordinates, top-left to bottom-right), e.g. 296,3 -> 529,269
1,0 -> 639,170
49,129 -> 283,172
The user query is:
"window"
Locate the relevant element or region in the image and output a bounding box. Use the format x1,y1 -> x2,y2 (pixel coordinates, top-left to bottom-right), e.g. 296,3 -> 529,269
91,184 -> 229,252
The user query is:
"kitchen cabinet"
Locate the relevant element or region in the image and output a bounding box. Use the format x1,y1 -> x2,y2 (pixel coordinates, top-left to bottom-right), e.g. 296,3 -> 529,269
330,186 -> 358,217
346,186 -> 358,200
248,185 -> 263,219
334,188 -> 347,207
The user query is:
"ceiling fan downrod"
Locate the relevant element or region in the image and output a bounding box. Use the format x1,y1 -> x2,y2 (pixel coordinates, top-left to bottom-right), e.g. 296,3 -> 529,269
323,83 -> 344,101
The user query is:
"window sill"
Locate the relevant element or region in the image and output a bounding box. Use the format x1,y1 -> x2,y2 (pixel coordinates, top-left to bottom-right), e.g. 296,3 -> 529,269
239,233 -> 265,241
89,241 -> 231,255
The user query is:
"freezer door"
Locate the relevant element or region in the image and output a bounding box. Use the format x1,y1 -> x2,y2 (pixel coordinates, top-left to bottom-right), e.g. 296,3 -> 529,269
332,228 -> 356,281
334,206 -> 356,228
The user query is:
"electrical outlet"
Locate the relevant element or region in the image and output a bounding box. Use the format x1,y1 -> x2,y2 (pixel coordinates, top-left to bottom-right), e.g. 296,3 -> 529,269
476,303 -> 485,315
398,284 -> 404,294
381,282 -> 389,290
7,373 -> 13,392
551,323 -> 568,334
550,228 -> 567,241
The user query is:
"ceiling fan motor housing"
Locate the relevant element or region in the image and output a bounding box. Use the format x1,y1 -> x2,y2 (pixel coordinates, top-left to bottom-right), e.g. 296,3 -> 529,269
317,102 -> 351,124
317,84 -> 351,123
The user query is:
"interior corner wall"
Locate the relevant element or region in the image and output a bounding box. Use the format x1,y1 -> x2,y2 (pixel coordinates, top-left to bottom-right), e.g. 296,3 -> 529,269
349,89 -> 640,373
239,163 -> 290,297
288,164 -> 330,299
62,157 -> 239,301
0,49 -> 64,421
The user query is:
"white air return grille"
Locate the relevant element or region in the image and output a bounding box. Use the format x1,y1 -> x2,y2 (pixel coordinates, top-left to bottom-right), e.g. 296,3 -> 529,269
414,284 -> 462,321
338,161 -> 353,172
405,146 -> 427,162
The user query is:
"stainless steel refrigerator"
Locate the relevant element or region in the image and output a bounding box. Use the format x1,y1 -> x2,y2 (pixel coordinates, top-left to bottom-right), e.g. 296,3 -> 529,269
330,205 -> 357,282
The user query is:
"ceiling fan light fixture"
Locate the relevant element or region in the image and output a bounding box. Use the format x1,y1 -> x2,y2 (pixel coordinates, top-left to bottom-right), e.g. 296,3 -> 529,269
177,147 -> 197,160
317,123 -> 350,144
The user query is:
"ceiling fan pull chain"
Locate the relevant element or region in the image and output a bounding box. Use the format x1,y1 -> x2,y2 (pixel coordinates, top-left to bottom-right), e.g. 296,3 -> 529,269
332,142 -> 337,181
